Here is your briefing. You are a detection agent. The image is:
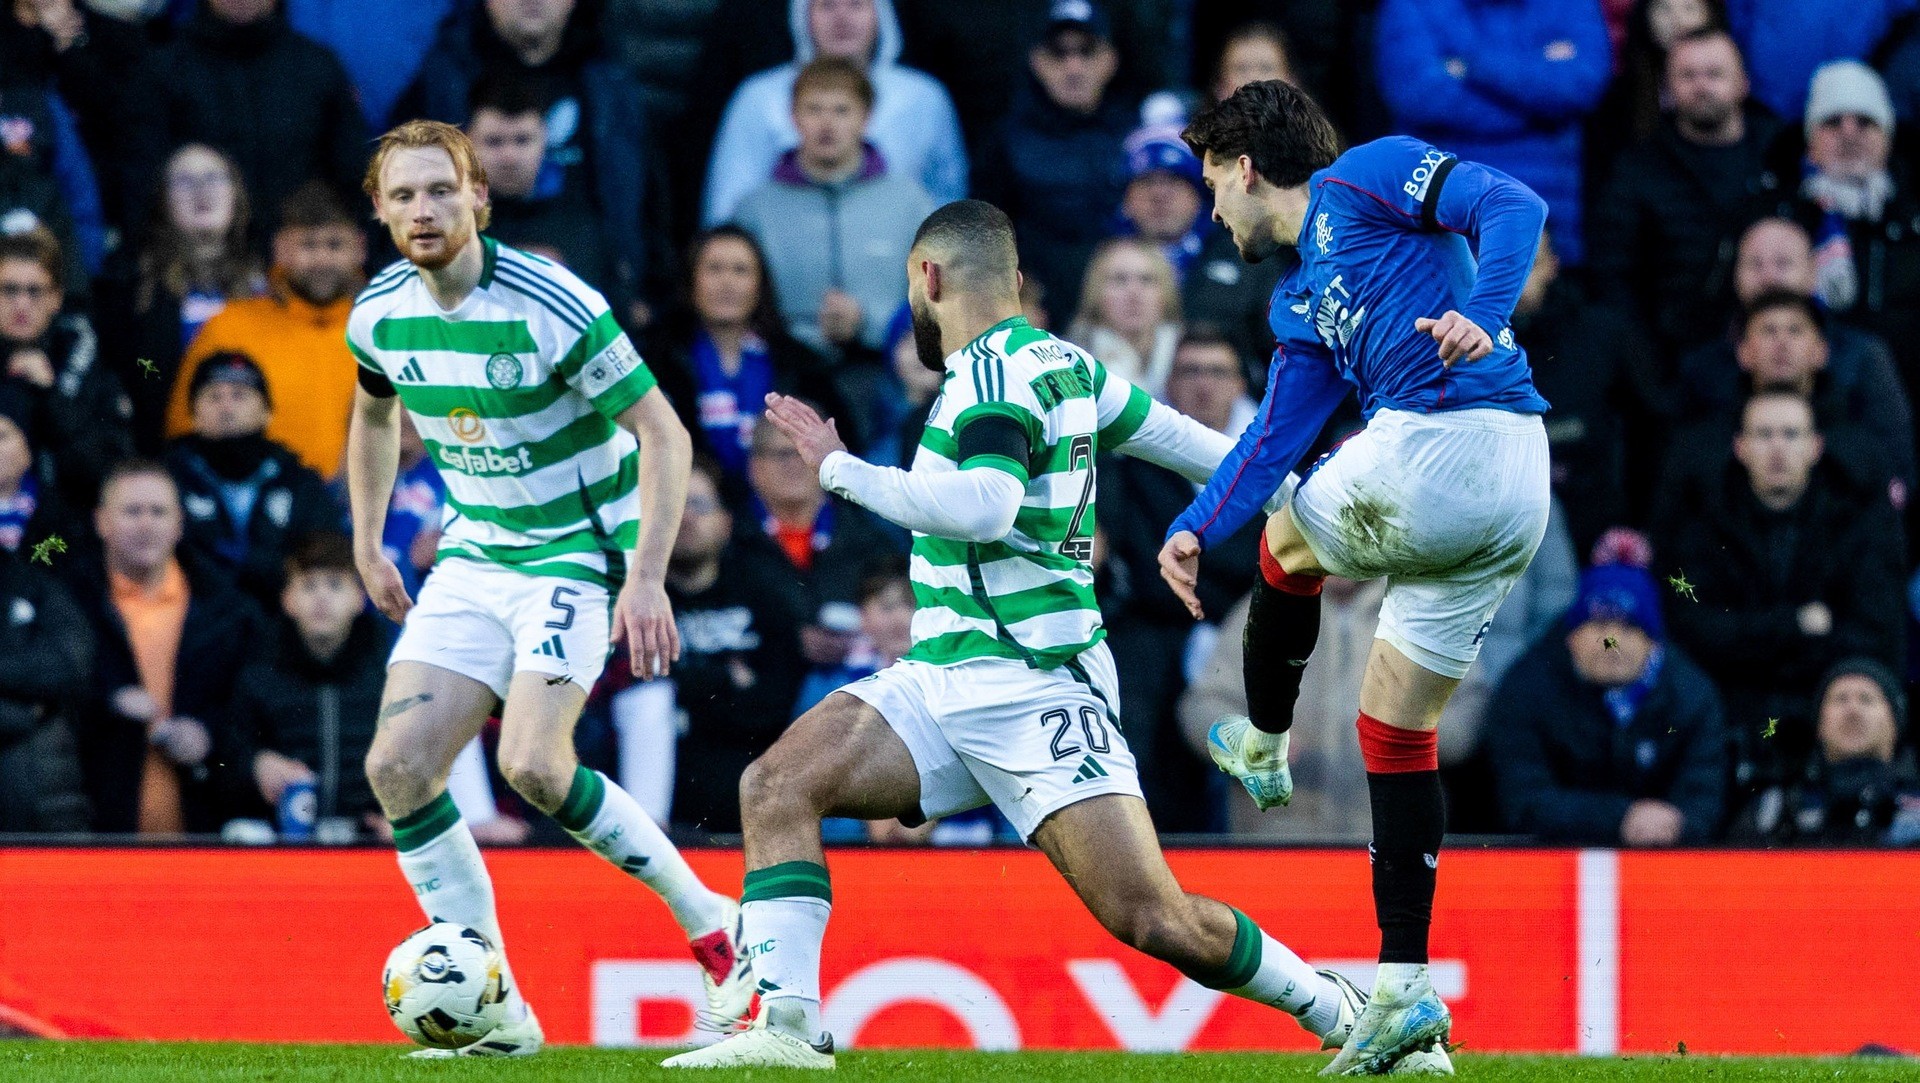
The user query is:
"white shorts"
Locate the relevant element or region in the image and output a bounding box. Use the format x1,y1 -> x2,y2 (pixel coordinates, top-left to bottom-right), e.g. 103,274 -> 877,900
389,558 -> 613,699
839,642 -> 1143,841
1288,407 -> 1551,679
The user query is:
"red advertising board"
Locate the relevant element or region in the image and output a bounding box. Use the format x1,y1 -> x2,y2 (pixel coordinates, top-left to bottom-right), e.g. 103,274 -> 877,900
0,848 -> 1914,1055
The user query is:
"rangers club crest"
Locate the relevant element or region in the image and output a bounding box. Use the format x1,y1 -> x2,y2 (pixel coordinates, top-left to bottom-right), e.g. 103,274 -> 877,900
486,352 -> 523,390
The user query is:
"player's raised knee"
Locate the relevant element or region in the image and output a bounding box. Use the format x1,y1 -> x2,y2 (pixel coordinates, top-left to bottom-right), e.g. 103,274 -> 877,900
1096,895 -> 1200,962
365,739 -> 437,810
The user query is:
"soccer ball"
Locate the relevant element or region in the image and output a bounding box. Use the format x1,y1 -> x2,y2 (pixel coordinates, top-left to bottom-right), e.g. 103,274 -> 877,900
381,922 -> 508,1049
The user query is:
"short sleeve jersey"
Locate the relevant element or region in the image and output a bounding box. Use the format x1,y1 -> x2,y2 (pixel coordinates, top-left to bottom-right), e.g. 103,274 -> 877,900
346,237 -> 659,587
905,315 -> 1153,670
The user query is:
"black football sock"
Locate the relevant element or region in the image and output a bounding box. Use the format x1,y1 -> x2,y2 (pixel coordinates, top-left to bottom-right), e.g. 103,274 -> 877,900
1243,544 -> 1322,735
1363,747 -> 1446,964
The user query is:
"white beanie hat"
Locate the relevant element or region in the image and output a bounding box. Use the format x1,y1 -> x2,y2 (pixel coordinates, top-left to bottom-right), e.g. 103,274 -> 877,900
1805,60 -> 1896,139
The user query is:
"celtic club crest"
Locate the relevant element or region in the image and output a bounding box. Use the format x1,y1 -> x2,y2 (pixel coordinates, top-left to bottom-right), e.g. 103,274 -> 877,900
486,352 -> 523,390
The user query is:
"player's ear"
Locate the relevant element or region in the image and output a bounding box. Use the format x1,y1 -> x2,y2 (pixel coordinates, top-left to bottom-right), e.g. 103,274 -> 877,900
923,260 -> 943,303
1238,154 -> 1260,192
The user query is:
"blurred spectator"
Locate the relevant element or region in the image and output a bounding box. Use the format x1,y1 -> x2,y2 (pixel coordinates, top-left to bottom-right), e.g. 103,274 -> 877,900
1733,657 -> 1920,844
647,225 -> 846,495
1119,126 -> 1208,283
1587,0 -> 1727,174
395,0 -> 657,319
221,532 -> 390,835
1,0 -> 151,226
733,58 -> 934,355
121,0 -> 369,242
1515,232 -> 1635,555
1590,27 -> 1781,364
0,80 -> 104,284
96,145 -> 265,455
659,458 -> 806,832
1098,329 -> 1259,831
164,182 -> 364,479
1375,0 -> 1610,264
1207,21 -> 1296,103
1487,562 -> 1728,845
1654,390 -> 1905,793
746,416 -> 899,665
792,554 -> 910,717
1066,238 -> 1182,398
380,411 -> 444,601
283,0 -> 461,129
1779,61 -> 1920,387
466,75 -> 612,296
0,535 -> 91,833
1726,0 -> 1911,122
976,1 -> 1134,319
0,383 -> 76,557
0,227 -> 134,510
1675,290 -> 1914,500
72,461 -> 267,834
164,351 -> 340,607
703,0 -> 966,226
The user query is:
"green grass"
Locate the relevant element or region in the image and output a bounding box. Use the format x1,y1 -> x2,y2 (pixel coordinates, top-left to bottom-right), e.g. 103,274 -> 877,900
0,1043 -> 1911,1082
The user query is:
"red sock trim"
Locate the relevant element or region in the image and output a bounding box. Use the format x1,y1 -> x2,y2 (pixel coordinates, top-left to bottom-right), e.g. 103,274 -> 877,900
1258,538 -> 1323,595
1357,712 -> 1438,774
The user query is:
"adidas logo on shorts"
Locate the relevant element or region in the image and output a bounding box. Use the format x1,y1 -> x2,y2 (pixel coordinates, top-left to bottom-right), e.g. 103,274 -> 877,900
532,634 -> 566,660
1070,755 -> 1108,785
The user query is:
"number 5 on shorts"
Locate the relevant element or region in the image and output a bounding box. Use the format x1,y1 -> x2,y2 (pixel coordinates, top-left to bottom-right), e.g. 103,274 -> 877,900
545,586 -> 579,630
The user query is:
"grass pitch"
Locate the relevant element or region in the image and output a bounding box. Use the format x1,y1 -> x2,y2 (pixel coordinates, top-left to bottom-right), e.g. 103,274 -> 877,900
0,1043 -> 1912,1082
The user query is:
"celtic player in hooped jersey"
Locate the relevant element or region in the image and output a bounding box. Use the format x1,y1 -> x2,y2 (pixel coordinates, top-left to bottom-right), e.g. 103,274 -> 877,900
346,121 -> 753,1057
663,201 -> 1369,1070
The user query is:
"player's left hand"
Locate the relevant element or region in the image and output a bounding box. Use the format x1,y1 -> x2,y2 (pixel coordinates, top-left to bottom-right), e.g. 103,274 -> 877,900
614,577 -> 681,680
763,393 -> 847,472
1414,310 -> 1493,366
1157,531 -> 1207,621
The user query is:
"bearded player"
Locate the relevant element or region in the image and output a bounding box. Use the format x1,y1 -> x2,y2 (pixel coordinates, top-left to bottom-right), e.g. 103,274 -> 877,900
1159,82 -> 1552,1075
346,121 -> 754,1055
662,200 -> 1459,1073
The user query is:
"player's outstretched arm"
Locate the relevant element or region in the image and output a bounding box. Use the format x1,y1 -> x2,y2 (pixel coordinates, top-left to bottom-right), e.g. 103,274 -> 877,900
764,393 -> 1025,543
346,385 -> 412,622
1094,367 -> 1235,485
615,387 -> 693,680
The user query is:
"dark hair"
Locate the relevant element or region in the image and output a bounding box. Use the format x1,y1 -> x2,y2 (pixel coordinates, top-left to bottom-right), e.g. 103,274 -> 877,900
286,531 -> 357,579
1174,323 -> 1239,359
1740,288 -> 1825,339
278,180 -> 356,232
910,199 -> 1019,291
0,227 -> 63,285
684,224 -> 785,340
687,452 -> 727,491
1668,25 -> 1739,55
469,72 -> 555,121
793,56 -> 875,111
99,458 -> 177,505
856,554 -> 911,607
1214,21 -> 1293,92
1183,79 -> 1339,188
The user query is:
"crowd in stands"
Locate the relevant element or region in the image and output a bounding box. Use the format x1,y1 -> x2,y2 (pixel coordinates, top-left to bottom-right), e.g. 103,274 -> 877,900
3,0 -> 1920,849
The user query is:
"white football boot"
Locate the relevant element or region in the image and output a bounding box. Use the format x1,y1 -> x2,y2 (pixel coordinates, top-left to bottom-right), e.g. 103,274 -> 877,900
408,1004 -> 543,1058
1321,965 -> 1452,1076
690,899 -> 756,1033
1314,968 -> 1453,1075
661,1001 -> 835,1070
1207,715 -> 1293,809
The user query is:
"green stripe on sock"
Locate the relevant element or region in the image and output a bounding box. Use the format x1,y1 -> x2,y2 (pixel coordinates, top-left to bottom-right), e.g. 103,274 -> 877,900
1193,907 -> 1264,990
554,766 -> 607,833
390,792 -> 461,852
742,860 -> 832,904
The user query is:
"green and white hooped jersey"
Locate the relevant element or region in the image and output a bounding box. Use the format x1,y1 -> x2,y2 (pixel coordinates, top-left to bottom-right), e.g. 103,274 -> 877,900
905,315 -> 1154,670
346,237 -> 658,588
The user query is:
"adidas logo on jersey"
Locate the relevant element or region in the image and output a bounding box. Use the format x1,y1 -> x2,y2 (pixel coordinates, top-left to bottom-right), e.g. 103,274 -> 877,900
394,357 -> 425,382
1070,755 -> 1109,785
532,634 -> 566,660
440,444 -> 535,476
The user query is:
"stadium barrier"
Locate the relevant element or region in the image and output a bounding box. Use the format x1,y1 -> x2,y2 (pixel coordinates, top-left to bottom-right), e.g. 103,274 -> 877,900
0,847 -> 1913,1055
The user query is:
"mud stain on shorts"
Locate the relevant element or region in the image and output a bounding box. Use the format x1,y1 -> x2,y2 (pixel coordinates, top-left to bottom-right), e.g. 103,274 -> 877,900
1335,489 -> 1412,575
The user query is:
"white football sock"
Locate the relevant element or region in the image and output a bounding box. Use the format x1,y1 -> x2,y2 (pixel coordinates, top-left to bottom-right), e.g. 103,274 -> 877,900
393,799 -> 527,1021
1226,931 -> 1342,1036
1373,962 -> 1431,1005
555,767 -> 730,937
741,896 -> 831,1038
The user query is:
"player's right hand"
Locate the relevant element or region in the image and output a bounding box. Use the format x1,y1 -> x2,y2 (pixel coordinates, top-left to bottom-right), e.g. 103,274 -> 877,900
357,552 -> 415,624
1158,531 -> 1206,621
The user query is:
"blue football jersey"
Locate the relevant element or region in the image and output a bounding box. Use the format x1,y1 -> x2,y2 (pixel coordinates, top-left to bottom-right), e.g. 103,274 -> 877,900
1171,136 -> 1551,549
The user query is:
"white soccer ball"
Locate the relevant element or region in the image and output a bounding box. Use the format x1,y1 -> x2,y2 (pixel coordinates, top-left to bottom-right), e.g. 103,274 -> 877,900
381,922 -> 508,1049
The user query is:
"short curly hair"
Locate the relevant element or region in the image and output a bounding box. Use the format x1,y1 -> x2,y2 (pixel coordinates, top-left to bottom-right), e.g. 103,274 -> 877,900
1182,79 -> 1339,189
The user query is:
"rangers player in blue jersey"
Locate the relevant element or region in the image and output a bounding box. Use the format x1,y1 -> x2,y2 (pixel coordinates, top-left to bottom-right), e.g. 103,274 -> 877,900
1159,80 -> 1552,1076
